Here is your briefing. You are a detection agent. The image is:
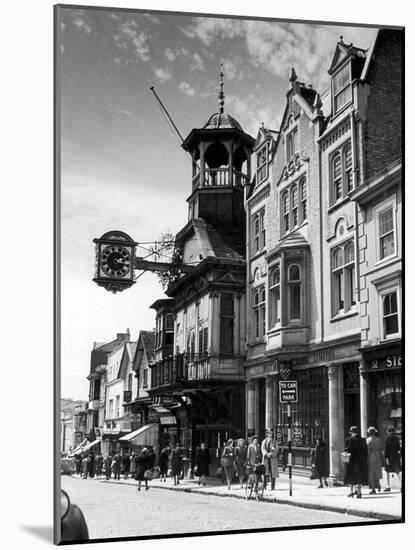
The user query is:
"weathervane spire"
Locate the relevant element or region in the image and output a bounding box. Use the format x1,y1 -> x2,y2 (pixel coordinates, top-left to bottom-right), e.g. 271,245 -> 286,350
218,61 -> 225,114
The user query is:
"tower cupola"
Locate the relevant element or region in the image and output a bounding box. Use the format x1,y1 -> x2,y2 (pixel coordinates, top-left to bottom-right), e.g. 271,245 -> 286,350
181,64 -> 255,240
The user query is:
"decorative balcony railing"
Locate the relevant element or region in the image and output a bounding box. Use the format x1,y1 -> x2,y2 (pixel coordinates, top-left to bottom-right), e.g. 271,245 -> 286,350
151,352 -> 210,389
192,168 -> 249,189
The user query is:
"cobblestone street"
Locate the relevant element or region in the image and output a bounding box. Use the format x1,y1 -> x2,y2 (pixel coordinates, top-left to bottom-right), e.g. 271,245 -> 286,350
62,476 -> 365,541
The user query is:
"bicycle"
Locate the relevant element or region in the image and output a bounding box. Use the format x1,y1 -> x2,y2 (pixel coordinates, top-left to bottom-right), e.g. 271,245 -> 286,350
244,464 -> 266,501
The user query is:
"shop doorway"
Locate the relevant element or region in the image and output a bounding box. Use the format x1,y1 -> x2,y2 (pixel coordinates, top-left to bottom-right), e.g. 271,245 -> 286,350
343,363 -> 361,436
258,378 -> 266,439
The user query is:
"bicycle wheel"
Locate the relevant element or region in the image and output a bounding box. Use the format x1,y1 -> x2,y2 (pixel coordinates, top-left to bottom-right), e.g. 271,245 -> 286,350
245,477 -> 254,500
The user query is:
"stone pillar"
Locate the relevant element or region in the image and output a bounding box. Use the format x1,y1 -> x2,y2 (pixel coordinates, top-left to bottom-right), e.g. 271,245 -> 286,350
328,365 -> 342,485
265,376 -> 274,431
247,378 -> 256,436
359,362 -> 368,436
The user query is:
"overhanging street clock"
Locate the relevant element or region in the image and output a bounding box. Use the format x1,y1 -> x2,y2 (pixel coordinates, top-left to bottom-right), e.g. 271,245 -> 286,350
93,231 -> 137,293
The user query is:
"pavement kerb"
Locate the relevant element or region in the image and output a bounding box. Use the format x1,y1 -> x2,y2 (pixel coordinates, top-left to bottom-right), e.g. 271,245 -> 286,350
95,478 -> 401,522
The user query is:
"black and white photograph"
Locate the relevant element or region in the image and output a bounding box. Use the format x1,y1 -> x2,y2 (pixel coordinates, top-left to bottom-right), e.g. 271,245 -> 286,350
53,2 -> 403,545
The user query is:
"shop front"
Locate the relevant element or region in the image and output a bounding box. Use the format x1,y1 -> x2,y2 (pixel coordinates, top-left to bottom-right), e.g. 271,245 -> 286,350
360,342 -> 402,442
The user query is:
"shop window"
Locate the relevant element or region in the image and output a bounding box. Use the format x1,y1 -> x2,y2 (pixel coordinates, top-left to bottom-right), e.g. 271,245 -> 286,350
269,265 -> 281,328
378,204 -> 396,260
287,264 -> 301,321
381,289 -> 400,339
253,208 -> 266,254
331,239 -> 356,316
257,143 -> 268,183
220,292 -> 234,355
330,140 -> 353,205
253,286 -> 266,340
332,62 -> 352,114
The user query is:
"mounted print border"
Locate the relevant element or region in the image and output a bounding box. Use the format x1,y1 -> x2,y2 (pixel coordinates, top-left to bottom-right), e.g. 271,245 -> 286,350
54,3 -> 404,545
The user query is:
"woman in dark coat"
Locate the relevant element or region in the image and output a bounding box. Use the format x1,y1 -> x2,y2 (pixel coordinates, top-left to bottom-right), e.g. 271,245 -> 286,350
170,443 -> 183,485
384,425 -> 401,492
195,442 -> 211,486
159,446 -> 170,482
122,453 -> 130,479
311,437 -> 329,488
344,426 -> 368,498
136,448 -> 151,491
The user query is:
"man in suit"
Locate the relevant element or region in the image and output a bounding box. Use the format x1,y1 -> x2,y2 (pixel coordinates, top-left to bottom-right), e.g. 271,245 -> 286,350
261,429 -> 279,490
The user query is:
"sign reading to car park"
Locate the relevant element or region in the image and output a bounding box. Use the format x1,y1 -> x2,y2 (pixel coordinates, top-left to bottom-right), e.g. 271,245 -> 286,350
279,380 -> 298,403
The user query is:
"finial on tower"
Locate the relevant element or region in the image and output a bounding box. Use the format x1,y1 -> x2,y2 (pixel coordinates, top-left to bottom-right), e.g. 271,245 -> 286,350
219,61 -> 225,114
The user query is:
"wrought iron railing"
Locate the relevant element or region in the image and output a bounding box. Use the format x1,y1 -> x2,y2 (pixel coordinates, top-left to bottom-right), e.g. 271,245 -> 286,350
151,352 -> 210,388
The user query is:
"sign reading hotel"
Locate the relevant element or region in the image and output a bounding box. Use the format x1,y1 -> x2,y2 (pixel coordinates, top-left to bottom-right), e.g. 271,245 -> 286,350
279,380 -> 298,403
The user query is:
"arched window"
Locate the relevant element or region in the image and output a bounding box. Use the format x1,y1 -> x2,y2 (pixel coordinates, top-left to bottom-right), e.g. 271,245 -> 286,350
269,265 -> 281,327
287,263 -> 301,321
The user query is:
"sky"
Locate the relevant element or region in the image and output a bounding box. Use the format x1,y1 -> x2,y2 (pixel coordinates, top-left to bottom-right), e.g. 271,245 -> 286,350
58,6 -> 378,400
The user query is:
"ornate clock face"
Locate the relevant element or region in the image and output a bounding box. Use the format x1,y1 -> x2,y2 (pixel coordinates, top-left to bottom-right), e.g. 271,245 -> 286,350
101,245 -> 131,278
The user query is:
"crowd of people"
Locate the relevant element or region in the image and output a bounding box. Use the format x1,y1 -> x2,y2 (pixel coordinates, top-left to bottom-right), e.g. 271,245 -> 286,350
64,425 -> 401,498
343,425 -> 402,498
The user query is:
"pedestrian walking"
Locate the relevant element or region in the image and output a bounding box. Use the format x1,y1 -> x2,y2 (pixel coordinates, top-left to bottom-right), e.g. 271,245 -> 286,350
383,425 -> 401,492
130,451 -> 137,479
247,436 -> 262,467
311,436 -> 329,488
221,438 -> 235,490
136,448 -> 151,491
122,452 -> 131,479
75,455 -> 82,477
195,442 -> 210,486
96,454 -> 103,477
112,453 -> 121,481
261,430 -> 279,490
87,453 -> 95,478
159,446 -> 170,482
344,426 -> 368,498
366,427 -> 383,494
234,438 -> 248,488
170,443 -> 183,485
81,455 -> 89,479
103,455 -> 111,480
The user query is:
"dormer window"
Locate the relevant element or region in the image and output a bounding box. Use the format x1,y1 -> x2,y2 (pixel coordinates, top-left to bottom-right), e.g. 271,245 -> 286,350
257,144 -> 268,183
286,127 -> 298,161
332,63 -> 352,114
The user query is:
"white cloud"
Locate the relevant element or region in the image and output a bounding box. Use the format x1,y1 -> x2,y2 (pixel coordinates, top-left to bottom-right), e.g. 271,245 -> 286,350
181,18 -> 377,90
165,48 -> 176,62
191,53 -> 205,71
73,17 -> 92,34
142,13 -> 161,25
179,81 -> 196,96
154,67 -> 173,83
114,20 -> 151,62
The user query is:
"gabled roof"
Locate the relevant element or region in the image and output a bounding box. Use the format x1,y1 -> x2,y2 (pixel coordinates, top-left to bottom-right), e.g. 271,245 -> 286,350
132,330 -> 156,373
328,39 -> 367,75
118,342 -> 138,379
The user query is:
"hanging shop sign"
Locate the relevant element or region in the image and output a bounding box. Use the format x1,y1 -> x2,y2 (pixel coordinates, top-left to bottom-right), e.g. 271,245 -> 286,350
123,391 -> 132,403
279,380 -> 298,403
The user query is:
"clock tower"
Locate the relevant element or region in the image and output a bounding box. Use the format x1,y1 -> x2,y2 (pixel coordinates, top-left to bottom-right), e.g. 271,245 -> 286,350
181,66 -> 255,256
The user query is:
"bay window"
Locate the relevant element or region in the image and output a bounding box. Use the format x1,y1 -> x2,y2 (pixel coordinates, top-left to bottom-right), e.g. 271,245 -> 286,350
269,265 -> 281,328
287,264 -> 301,321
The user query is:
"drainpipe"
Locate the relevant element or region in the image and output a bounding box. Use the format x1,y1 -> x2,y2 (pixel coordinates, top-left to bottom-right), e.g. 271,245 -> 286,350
350,112 -> 360,303
318,145 -> 324,342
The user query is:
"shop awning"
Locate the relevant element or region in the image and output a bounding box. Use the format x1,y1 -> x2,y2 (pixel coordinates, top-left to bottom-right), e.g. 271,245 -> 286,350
152,405 -> 170,414
71,438 -> 88,455
159,415 -> 177,425
73,438 -> 101,456
119,424 -> 157,443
